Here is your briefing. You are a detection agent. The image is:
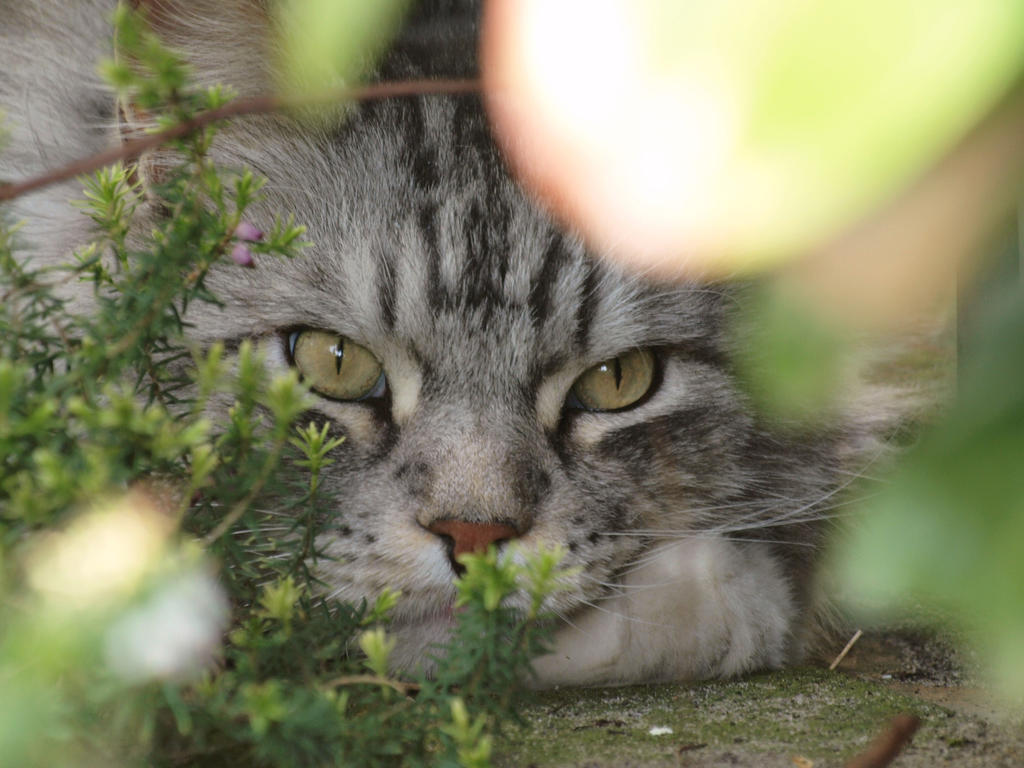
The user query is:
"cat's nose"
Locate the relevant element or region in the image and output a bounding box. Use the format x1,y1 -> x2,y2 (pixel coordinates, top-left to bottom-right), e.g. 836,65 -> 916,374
427,519 -> 520,574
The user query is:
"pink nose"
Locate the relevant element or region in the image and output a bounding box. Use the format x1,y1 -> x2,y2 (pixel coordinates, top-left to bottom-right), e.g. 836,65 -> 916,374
427,519 -> 520,559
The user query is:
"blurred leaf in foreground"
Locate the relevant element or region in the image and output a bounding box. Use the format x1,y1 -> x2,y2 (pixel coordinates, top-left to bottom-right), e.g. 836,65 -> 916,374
839,282 -> 1024,699
274,0 -> 411,98
731,283 -> 854,424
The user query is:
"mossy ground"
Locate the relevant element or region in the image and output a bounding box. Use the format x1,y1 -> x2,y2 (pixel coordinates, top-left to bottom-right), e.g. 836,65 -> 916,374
499,629 -> 1024,767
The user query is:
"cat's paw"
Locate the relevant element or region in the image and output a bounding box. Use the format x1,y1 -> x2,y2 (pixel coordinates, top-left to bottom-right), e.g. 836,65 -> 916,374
532,537 -> 797,686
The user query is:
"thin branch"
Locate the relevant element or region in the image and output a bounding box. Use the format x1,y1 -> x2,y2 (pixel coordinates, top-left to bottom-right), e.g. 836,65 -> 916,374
0,78 -> 480,203
844,714 -> 921,768
324,674 -> 421,696
829,628 -> 864,671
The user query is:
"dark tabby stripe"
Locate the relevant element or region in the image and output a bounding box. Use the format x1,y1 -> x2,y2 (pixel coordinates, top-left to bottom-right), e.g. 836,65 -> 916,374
420,200 -> 448,313
403,99 -> 441,190
376,243 -> 398,331
529,233 -> 567,330
573,259 -> 600,352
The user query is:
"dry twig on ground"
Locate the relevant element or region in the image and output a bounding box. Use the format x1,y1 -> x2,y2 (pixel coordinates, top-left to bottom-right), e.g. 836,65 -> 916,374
844,714 -> 921,768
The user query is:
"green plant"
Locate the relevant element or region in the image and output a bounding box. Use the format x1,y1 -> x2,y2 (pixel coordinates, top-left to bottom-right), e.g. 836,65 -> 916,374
0,8 -> 567,766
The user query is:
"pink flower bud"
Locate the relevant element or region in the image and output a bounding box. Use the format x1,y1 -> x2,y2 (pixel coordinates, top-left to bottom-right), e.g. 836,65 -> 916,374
234,221 -> 264,242
230,243 -> 254,267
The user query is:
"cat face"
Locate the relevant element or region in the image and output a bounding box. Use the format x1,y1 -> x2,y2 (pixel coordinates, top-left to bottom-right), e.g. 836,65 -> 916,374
175,80 -> 846,675
5,0 -> 865,682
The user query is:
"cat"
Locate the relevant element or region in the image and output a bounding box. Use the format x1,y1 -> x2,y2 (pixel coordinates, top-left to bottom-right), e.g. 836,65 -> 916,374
0,0 -> 905,686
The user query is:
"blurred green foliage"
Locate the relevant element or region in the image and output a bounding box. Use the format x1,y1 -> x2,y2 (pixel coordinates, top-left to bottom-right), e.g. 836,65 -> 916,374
840,274 -> 1024,699
731,284 -> 854,425
275,0 -> 411,97
641,0 -> 1024,267
737,224 -> 1024,701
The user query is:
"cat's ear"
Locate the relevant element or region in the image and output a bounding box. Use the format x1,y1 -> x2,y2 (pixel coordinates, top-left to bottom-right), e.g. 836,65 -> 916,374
114,0 -> 276,188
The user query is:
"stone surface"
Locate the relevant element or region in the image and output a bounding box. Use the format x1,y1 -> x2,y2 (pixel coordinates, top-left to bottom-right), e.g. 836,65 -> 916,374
500,628 -> 1024,767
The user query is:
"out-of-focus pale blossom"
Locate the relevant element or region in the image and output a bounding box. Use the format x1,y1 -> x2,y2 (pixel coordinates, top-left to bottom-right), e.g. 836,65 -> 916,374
26,494 -> 171,608
104,568 -> 228,681
23,493 -> 228,681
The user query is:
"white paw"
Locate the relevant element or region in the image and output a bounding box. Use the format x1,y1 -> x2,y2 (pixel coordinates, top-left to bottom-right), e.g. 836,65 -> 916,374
532,538 -> 796,686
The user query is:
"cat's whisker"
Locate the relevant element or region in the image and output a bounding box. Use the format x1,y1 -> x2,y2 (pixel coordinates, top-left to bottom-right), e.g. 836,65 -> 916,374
617,539 -> 693,575
832,466 -> 887,482
548,606 -> 585,633
231,526 -> 292,535
610,492 -> 866,543
323,586 -> 347,603
615,528 -> 818,579
717,535 -> 821,547
571,596 -> 671,629
604,530 -> 823,548
580,574 -> 682,592
705,473 -> 872,531
704,494 -> 877,535
683,494 -> 797,524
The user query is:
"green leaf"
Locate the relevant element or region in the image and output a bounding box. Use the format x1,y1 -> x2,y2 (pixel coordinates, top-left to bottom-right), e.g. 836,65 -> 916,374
732,0 -> 1024,262
274,0 -> 412,98
455,547 -> 521,612
731,283 -> 852,423
258,575 -> 305,626
358,627 -> 396,679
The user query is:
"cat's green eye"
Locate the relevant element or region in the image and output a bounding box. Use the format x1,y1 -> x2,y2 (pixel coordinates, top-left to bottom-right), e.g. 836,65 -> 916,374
570,349 -> 656,412
289,330 -> 384,401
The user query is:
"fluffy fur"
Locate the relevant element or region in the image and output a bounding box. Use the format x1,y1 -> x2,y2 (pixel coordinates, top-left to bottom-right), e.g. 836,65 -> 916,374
1,0 -> 910,685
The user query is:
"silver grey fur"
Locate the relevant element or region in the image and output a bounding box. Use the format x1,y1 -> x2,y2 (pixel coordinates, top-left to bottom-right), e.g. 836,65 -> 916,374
1,0 -> 908,685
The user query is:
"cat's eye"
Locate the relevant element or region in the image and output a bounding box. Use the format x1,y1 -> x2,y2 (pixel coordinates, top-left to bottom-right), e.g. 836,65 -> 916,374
568,349 -> 656,412
288,330 -> 385,401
